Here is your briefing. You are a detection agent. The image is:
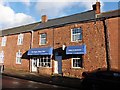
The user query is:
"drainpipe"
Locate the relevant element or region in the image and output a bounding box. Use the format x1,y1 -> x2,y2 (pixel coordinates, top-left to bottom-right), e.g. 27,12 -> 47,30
102,18 -> 111,71
29,31 -> 34,72
30,31 -> 34,49
52,28 -> 54,74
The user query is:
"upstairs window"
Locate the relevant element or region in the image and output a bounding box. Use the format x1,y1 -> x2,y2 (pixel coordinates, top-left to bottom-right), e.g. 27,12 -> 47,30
17,34 -> 23,45
16,50 -> 22,64
71,28 -> 82,42
1,36 -> 7,46
39,33 -> 47,45
0,51 -> 4,63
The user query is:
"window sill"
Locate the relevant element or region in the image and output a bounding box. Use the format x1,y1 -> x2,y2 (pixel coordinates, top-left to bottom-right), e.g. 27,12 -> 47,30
39,44 -> 46,46
71,40 -> 82,43
16,63 -> 21,65
38,67 -> 52,68
17,44 -> 23,45
71,67 -> 84,69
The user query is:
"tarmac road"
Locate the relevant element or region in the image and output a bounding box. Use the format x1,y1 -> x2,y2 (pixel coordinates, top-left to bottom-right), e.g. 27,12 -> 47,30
1,75 -> 79,90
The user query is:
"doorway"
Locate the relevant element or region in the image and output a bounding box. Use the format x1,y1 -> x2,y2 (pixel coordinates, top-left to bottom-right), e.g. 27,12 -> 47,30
31,57 -> 37,72
54,53 -> 62,74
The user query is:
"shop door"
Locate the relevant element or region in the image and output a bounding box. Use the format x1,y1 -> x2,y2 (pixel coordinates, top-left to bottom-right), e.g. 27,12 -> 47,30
0,65 -> 3,73
54,56 -> 62,74
31,57 -> 37,72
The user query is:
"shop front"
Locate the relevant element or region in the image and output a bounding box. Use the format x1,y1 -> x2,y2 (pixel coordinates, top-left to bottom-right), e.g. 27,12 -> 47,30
62,44 -> 86,77
66,44 -> 86,68
28,47 -> 53,73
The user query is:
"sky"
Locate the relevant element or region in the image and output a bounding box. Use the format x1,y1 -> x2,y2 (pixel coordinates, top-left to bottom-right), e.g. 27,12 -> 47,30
0,0 -> 119,30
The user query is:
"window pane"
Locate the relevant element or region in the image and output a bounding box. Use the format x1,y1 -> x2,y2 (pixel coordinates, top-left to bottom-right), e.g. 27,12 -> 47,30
37,56 -> 51,67
72,55 -> 83,68
1,37 -> 6,46
40,33 -> 46,45
74,35 -> 78,41
72,28 -> 82,41
41,34 -> 46,38
79,34 -> 82,40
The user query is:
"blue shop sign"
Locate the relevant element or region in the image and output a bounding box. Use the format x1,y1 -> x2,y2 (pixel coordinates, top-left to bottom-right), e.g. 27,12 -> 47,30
28,47 -> 53,55
66,45 -> 86,54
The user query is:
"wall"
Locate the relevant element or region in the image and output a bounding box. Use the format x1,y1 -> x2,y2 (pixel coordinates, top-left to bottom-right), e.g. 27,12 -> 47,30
1,32 -> 31,72
53,21 -> 107,78
106,17 -> 119,70
33,20 -> 107,78
0,16 -> 119,78
32,29 -> 54,75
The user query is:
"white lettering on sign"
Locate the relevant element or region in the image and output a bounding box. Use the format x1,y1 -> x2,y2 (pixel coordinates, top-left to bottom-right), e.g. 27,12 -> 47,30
31,50 -> 46,53
68,49 -> 82,52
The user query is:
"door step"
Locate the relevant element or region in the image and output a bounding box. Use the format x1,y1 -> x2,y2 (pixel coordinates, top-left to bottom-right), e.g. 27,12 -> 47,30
53,73 -> 63,76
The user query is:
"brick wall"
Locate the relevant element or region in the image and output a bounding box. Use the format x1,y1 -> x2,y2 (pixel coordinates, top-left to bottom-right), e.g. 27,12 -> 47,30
52,21 -> 107,78
106,17 -> 119,70
0,16 -> 119,78
33,20 -> 107,78
3,32 -> 31,72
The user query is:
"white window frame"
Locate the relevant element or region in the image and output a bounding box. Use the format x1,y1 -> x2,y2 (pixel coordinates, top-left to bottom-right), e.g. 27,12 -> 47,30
37,56 -> 51,68
17,34 -> 24,45
71,57 -> 83,68
39,33 -> 47,45
16,50 -> 22,64
1,36 -> 7,46
0,51 -> 4,63
71,28 -> 82,42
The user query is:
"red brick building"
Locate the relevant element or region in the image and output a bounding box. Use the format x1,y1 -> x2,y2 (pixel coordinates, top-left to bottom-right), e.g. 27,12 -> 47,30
0,2 -> 119,78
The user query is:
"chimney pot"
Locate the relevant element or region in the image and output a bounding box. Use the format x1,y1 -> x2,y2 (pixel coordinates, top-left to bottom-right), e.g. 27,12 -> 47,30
41,15 -> 48,23
92,1 -> 101,14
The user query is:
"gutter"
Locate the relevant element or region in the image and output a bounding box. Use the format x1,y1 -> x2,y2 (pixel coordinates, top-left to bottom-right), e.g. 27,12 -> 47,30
102,18 -> 111,71
30,31 -> 34,49
29,31 -> 34,72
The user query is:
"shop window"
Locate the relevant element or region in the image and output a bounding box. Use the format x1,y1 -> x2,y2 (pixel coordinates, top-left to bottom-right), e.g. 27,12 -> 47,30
1,36 -> 7,46
72,55 -> 83,68
17,34 -> 23,45
37,56 -> 51,67
39,33 -> 47,45
0,51 -> 4,63
71,28 -> 82,42
16,50 -> 22,64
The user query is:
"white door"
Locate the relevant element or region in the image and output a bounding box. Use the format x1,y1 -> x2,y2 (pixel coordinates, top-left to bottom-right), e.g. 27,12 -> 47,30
31,58 -> 37,72
54,56 -> 62,74
54,60 -> 58,74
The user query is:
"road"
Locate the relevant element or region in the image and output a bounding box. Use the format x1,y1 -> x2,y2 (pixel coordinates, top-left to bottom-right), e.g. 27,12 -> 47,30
1,75 -> 79,90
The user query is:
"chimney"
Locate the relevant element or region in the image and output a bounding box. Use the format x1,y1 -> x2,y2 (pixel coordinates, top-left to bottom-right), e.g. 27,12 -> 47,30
41,15 -> 48,23
92,1 -> 101,14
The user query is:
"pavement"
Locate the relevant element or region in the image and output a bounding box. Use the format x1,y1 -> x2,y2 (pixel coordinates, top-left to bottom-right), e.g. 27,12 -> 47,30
2,70 -> 82,89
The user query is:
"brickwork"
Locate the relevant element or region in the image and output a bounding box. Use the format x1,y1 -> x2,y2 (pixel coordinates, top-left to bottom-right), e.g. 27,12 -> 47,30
33,28 -> 54,48
38,67 -> 52,75
106,17 -> 119,70
31,20 -> 107,78
0,15 -> 119,78
1,32 -> 31,72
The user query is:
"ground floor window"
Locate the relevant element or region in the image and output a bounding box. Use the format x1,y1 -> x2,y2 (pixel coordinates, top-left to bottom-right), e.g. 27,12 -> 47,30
72,55 -> 83,68
0,51 -> 4,63
36,56 -> 51,67
16,51 -> 22,64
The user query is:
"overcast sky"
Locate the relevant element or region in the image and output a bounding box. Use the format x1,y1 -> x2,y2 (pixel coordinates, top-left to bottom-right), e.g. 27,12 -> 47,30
0,0 -> 119,30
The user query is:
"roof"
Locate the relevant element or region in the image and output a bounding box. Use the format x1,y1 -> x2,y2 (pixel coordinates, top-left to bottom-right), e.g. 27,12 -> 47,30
0,9 -> 119,36
34,10 -> 96,30
0,22 -> 40,36
0,10 -> 95,36
97,9 -> 120,18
